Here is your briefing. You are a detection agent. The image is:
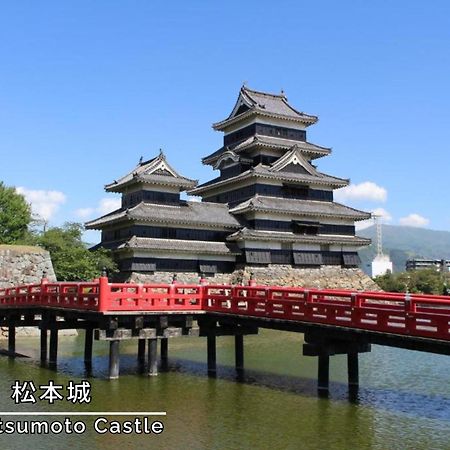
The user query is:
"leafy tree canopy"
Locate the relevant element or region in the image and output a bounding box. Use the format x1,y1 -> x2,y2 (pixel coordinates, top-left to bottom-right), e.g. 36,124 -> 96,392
30,222 -> 117,281
374,269 -> 450,295
0,182 -> 32,244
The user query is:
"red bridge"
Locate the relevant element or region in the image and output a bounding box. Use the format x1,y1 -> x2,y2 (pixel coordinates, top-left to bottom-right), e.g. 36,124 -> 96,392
2,275 -> 450,394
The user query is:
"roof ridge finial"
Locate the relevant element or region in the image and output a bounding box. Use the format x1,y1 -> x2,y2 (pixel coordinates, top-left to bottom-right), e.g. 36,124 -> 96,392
159,148 -> 165,158
138,155 -> 143,165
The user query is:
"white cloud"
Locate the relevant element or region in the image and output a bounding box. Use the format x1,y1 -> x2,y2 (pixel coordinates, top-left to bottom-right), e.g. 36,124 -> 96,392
399,213 -> 429,228
16,187 -> 66,221
372,207 -> 393,223
74,207 -> 95,219
74,198 -> 121,220
98,198 -> 121,215
356,208 -> 393,230
335,181 -> 387,203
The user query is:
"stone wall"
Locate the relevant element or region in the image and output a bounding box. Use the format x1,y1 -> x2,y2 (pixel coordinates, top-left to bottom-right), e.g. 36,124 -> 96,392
0,245 -> 56,288
123,264 -> 381,291
0,245 -> 57,339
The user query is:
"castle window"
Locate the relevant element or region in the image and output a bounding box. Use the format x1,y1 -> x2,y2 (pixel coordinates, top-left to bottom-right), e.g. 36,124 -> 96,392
293,253 -> 323,266
245,250 -> 271,264
292,220 -> 320,235
282,184 -> 309,199
199,263 -> 218,274
342,254 -> 361,267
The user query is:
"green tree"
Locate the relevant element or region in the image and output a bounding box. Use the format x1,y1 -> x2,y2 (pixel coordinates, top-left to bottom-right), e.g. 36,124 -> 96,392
374,268 -> 450,295
35,222 -> 117,281
373,271 -> 407,292
0,182 -> 32,243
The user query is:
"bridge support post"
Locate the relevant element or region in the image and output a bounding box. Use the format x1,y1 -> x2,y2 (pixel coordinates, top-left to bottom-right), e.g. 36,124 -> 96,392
304,333 -> 370,396
138,339 -> 146,370
49,329 -> 58,367
318,354 -> 330,393
347,352 -> 359,388
207,334 -> 217,377
235,334 -> 244,378
109,340 -> 120,379
40,329 -> 48,363
84,327 -> 94,365
148,338 -> 158,376
8,322 -> 16,356
160,338 -> 168,371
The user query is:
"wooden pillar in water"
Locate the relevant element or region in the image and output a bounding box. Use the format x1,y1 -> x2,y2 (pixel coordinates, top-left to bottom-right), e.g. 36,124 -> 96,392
40,329 -> 48,363
160,338 -> 168,370
207,334 -> 217,377
8,322 -> 16,356
49,329 -> 58,366
347,352 -> 359,387
235,334 -> 244,377
109,340 -> 120,379
137,339 -> 146,366
84,327 -> 94,364
148,338 -> 158,376
318,354 -> 330,392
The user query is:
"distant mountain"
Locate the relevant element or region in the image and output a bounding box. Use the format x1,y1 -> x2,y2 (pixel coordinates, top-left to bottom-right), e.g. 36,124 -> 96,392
357,225 -> 450,274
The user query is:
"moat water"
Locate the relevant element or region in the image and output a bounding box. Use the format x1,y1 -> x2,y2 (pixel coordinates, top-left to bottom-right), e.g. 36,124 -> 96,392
0,329 -> 449,450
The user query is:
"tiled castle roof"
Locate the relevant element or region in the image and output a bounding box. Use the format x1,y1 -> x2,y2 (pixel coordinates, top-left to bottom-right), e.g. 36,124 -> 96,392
117,236 -> 241,256
105,152 -> 197,193
213,86 -> 318,131
229,196 -> 371,221
226,227 -> 371,246
202,135 -> 331,165
85,200 -> 242,230
190,148 -> 349,195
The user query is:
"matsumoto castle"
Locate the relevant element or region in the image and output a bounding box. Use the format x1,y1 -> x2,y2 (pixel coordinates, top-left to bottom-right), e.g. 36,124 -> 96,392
86,86 -> 371,280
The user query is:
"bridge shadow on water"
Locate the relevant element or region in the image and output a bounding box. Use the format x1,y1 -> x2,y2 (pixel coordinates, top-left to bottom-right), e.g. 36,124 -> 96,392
21,352 -> 450,422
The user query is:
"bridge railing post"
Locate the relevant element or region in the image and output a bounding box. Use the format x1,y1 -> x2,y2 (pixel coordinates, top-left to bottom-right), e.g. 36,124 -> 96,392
199,273 -> 208,309
168,273 -> 178,308
303,289 -> 313,319
404,293 -> 416,334
350,293 -> 362,326
98,269 -> 110,313
40,272 -> 49,306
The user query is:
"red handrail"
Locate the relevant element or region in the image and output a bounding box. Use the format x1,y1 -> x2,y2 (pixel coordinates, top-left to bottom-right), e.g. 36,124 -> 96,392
1,278 -> 450,340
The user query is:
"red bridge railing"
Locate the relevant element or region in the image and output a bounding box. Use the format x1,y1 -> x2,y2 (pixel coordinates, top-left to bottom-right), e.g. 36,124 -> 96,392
1,277 -> 450,341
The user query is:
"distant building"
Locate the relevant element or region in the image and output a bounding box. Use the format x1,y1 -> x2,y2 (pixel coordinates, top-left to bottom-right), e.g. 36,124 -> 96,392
86,86 -> 371,278
371,255 -> 393,277
370,220 -> 393,277
406,259 -> 450,272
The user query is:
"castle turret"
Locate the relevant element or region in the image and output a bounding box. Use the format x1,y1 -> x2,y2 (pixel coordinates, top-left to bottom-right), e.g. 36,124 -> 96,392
86,152 -> 241,276
188,86 -> 370,267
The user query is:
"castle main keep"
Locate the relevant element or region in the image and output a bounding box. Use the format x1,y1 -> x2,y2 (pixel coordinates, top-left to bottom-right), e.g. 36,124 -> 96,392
86,86 -> 372,287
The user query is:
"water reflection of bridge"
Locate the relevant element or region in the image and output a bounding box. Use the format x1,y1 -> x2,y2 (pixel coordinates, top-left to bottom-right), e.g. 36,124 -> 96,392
2,273 -> 450,395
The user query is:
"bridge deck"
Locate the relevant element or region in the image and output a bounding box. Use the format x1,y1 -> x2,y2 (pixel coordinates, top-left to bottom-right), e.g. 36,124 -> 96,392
1,276 -> 450,342
2,276 -> 450,388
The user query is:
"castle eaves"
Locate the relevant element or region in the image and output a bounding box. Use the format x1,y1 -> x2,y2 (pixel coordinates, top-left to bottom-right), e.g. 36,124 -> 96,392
105,152 -> 198,192
229,196 -> 371,221
226,228 -> 371,246
212,86 -> 318,131
85,201 -> 241,230
202,135 -> 331,165
118,236 -> 241,256
188,165 -> 349,196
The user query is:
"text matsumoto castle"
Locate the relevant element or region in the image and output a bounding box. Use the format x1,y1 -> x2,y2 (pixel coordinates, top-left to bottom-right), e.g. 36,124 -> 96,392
86,86 -> 371,279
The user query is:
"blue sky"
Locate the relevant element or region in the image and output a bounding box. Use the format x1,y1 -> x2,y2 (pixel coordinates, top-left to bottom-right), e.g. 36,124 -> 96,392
1,1 -> 450,242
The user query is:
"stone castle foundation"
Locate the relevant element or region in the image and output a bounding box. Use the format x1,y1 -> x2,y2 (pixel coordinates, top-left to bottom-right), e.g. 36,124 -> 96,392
122,265 -> 380,291
0,245 -> 57,339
